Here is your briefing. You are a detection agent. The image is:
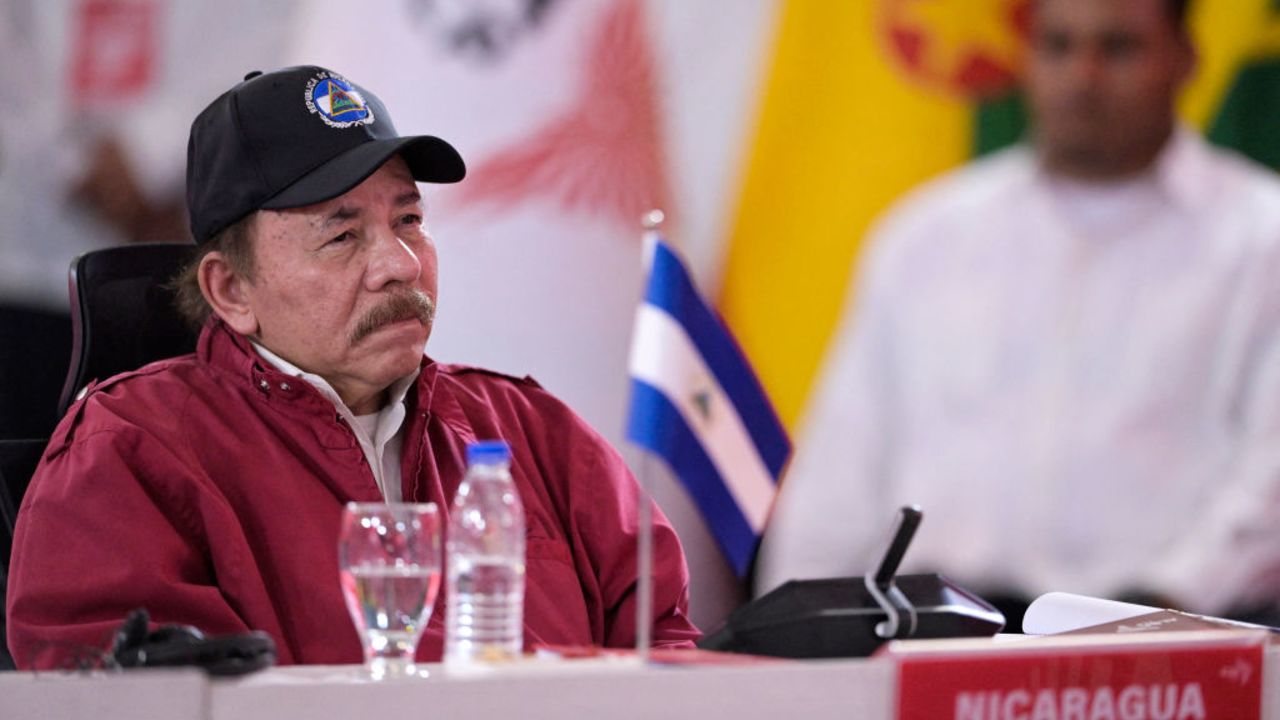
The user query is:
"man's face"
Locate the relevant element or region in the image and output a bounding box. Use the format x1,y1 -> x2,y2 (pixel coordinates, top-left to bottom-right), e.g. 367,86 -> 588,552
1026,0 -> 1193,179
242,156 -> 437,412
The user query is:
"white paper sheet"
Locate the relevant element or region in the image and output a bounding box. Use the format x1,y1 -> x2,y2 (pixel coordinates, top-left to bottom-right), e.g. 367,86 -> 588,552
1022,592 -> 1159,635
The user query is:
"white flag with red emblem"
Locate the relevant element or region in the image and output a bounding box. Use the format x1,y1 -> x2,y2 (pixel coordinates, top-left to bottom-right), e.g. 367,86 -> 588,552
285,0 -> 775,451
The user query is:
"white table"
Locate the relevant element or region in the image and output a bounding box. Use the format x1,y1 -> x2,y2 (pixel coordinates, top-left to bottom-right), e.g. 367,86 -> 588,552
6,646 -> 1280,720
2,657 -> 893,720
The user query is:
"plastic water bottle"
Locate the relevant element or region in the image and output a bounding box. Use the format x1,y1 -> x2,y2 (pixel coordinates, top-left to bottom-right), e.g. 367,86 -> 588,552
444,440 -> 526,665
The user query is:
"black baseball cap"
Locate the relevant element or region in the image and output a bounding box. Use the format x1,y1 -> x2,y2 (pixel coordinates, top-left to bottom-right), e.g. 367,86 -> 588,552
186,65 -> 466,243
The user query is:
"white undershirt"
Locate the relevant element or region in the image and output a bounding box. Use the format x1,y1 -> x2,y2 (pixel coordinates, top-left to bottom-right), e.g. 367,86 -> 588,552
251,342 -> 416,501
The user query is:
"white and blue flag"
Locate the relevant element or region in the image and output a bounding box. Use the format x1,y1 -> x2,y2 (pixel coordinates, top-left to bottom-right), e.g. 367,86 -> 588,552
626,237 -> 791,577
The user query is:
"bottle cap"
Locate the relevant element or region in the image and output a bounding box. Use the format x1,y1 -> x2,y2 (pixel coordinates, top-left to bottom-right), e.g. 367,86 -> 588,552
466,439 -> 511,466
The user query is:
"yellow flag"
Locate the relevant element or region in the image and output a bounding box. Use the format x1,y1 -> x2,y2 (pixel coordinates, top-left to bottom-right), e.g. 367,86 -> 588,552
720,0 -> 1025,428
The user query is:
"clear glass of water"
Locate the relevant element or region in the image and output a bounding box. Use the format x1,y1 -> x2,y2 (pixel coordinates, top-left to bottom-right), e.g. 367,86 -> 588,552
338,502 -> 441,680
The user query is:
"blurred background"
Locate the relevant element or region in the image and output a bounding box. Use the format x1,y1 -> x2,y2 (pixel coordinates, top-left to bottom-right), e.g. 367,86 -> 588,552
3,0 -> 1277,631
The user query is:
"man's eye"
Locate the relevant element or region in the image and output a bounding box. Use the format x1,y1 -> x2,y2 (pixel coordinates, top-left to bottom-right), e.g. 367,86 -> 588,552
328,231 -> 355,245
399,214 -> 423,227
1035,31 -> 1071,58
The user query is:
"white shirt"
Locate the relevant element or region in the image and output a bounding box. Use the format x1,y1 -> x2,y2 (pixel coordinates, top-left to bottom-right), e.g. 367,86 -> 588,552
252,342 -> 416,502
757,129 -> 1280,614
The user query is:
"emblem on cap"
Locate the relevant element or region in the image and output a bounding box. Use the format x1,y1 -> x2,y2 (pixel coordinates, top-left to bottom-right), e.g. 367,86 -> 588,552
304,71 -> 375,129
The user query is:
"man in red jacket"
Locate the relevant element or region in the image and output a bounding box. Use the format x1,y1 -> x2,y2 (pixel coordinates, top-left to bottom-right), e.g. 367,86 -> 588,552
6,65 -> 699,669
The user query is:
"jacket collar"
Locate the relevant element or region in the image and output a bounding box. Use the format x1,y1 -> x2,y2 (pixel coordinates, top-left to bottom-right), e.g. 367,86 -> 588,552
197,317 -> 444,421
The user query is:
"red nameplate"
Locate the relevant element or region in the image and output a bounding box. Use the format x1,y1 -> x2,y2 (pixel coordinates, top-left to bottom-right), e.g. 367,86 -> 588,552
888,630 -> 1265,720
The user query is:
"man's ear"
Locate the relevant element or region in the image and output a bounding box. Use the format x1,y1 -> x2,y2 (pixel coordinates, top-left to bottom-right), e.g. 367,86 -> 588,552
198,251 -> 258,336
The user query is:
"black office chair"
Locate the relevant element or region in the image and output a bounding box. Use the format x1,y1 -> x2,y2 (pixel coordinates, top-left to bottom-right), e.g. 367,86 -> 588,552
57,243 -> 199,418
0,243 -> 198,670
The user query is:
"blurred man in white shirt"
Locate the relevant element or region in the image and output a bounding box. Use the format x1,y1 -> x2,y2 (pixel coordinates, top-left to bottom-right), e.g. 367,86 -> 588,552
758,0 -> 1280,629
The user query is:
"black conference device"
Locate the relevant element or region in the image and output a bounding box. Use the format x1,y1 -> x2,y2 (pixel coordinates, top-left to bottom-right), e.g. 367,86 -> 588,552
699,505 -> 1005,658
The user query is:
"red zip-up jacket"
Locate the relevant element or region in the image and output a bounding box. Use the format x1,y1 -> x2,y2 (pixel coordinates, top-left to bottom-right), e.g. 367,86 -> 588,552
7,320 -> 699,668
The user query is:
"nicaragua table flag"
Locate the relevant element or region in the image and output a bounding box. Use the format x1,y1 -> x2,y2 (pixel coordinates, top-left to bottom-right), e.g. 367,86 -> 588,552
626,234 -> 791,577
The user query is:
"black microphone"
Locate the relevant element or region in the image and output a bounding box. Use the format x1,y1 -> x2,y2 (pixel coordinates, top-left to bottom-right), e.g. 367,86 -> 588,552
866,504 -> 923,640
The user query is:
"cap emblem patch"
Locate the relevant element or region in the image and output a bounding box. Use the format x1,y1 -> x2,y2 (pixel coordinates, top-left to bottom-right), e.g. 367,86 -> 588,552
304,72 -> 375,129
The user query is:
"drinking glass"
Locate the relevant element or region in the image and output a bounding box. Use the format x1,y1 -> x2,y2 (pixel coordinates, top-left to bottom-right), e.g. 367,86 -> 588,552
338,502 -> 442,679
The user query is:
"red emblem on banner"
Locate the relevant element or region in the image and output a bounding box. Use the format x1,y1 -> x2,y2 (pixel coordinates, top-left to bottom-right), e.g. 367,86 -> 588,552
456,0 -> 671,229
69,0 -> 159,107
893,632 -> 1265,720
879,0 -> 1031,98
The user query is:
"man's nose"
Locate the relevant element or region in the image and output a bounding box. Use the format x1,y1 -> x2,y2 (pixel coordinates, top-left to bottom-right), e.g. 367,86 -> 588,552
1064,47 -> 1106,88
367,227 -> 422,288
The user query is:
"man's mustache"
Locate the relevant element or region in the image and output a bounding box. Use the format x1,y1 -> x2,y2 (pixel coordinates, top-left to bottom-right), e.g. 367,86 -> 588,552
350,290 -> 435,345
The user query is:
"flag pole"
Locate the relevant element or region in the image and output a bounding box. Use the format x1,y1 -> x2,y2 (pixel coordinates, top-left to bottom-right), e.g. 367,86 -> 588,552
633,209 -> 665,661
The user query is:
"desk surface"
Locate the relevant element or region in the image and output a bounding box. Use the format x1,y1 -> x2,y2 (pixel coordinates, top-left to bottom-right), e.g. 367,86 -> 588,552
216,658 -> 895,720
3,647 -> 1278,720
2,657 -> 893,720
